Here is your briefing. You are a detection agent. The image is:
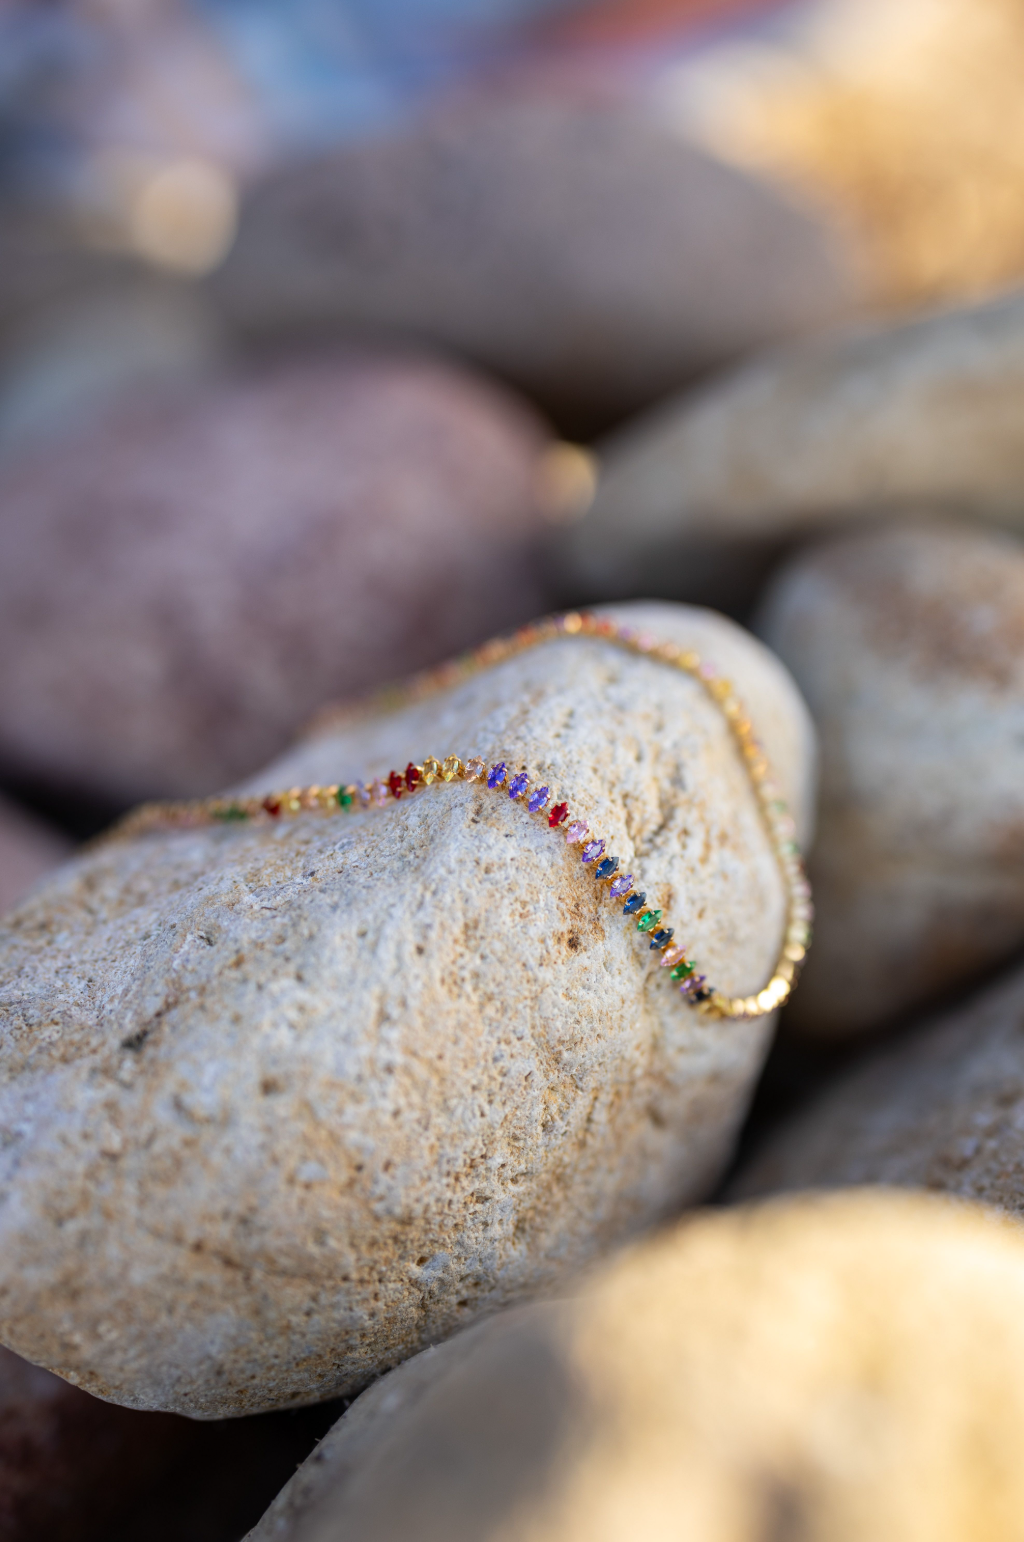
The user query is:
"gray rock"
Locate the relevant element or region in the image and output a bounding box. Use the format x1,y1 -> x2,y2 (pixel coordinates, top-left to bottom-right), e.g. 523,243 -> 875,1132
758,520 -> 1024,1038
731,962 -> 1024,1211
245,1191 -> 1024,1542
566,289 -> 1024,607
214,93 -> 856,434
0,350 -> 550,805
0,601 -> 813,1417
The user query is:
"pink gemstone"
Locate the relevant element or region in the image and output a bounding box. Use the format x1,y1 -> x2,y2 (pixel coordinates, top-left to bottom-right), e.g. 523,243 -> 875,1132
660,944 -> 686,968
371,778 -> 388,806
565,820 -> 589,844
698,660 -> 717,679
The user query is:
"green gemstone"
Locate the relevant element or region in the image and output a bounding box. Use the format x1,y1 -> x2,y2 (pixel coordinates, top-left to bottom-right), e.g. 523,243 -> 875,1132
670,961 -> 695,981
636,909 -> 662,933
215,804 -> 248,822
338,787 -> 354,808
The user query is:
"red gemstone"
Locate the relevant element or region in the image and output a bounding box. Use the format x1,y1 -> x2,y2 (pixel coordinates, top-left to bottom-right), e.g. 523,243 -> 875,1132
548,802 -> 569,827
405,762 -> 421,792
263,796 -> 281,817
388,770 -> 404,799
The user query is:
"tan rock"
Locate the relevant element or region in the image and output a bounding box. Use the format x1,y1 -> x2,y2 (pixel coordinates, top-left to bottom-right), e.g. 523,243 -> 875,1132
757,520 -> 1024,1038
246,1190 -> 1024,1542
731,962 -> 1024,1211
214,92 -> 856,434
0,601 -> 813,1417
0,350 -> 549,806
567,289 -> 1024,607
0,794 -> 72,919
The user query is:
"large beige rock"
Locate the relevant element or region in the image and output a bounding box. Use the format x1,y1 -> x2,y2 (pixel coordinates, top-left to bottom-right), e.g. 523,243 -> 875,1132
567,289 -> 1024,607
214,92 -> 856,434
0,602 -> 813,1418
246,1190 -> 1024,1542
0,350 -> 549,806
757,520 -> 1024,1038
731,963 -> 1024,1211
0,794 -> 72,919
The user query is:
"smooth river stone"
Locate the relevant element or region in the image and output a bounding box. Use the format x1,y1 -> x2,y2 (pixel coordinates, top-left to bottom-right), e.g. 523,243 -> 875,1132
214,91 -> 856,435
757,520 -> 1024,1039
0,350 -> 550,806
565,288 -> 1024,608
0,601 -> 814,1417
731,962 -> 1024,1212
245,1191 -> 1024,1542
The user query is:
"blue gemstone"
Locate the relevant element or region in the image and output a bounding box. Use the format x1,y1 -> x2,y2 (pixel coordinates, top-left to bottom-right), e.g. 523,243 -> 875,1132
649,929 -> 674,950
508,771 -> 529,800
622,892 -> 646,915
528,786 -> 550,813
594,857 -> 618,880
487,762 -> 506,789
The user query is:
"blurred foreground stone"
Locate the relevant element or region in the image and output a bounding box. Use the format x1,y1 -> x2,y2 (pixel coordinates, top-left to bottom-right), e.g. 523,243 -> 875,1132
0,602 -> 812,1417
246,1191 -> 1024,1542
731,962 -> 1024,1211
758,521 -> 1024,1039
567,289 -> 1024,608
215,92 -> 856,435
0,351 -> 550,805
0,794 -> 72,918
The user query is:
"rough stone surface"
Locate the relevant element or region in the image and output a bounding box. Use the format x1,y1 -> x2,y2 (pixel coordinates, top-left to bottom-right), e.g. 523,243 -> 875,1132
214,91 -> 856,434
731,961 -> 1024,1210
0,1341 -> 194,1542
245,1191 -> 1024,1542
566,289 -> 1024,607
0,350 -> 550,806
757,520 -> 1024,1039
0,601 -> 814,1417
0,794 -> 73,919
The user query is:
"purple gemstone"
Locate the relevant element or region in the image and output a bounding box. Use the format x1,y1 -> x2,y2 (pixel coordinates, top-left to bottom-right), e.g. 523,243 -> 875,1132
609,873 -> 633,899
508,772 -> 529,800
679,973 -> 707,998
581,839 -> 605,864
487,762 -> 506,789
528,785 -> 550,813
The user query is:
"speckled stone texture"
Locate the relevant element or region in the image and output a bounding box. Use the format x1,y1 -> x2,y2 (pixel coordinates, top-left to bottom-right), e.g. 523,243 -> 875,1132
214,92 -> 855,434
731,962 -> 1024,1210
566,290 -> 1024,606
0,602 -> 813,1417
245,1192 -> 1024,1542
0,350 -> 550,805
0,794 -> 72,919
757,520 -> 1024,1039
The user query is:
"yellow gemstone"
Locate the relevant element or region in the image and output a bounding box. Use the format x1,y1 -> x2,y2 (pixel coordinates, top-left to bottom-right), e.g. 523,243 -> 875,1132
442,756 -> 462,781
421,757 -> 442,783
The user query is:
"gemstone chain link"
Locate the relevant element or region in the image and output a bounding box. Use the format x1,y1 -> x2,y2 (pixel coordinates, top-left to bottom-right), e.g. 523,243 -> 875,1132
104,612 -> 812,1021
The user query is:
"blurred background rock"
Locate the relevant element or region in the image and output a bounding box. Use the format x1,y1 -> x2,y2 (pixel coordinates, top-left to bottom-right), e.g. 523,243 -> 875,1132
3,0 -> 1024,1537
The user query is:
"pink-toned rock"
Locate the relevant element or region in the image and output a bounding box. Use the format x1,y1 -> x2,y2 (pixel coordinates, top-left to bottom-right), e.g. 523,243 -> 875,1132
0,352 -> 551,805
0,1342 -> 194,1542
215,92 -> 857,433
0,795 -> 72,919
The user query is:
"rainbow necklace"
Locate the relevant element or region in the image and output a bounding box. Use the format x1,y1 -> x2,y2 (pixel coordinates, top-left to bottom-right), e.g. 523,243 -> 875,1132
108,612 -> 812,1022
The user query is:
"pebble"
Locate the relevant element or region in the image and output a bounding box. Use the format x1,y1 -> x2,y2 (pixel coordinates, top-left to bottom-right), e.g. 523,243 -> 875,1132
0,601 -> 813,1417
757,520 -> 1024,1038
0,350 -> 550,805
214,91 -> 856,434
565,289 -> 1024,608
731,961 -> 1024,1211
245,1190 -> 1024,1542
